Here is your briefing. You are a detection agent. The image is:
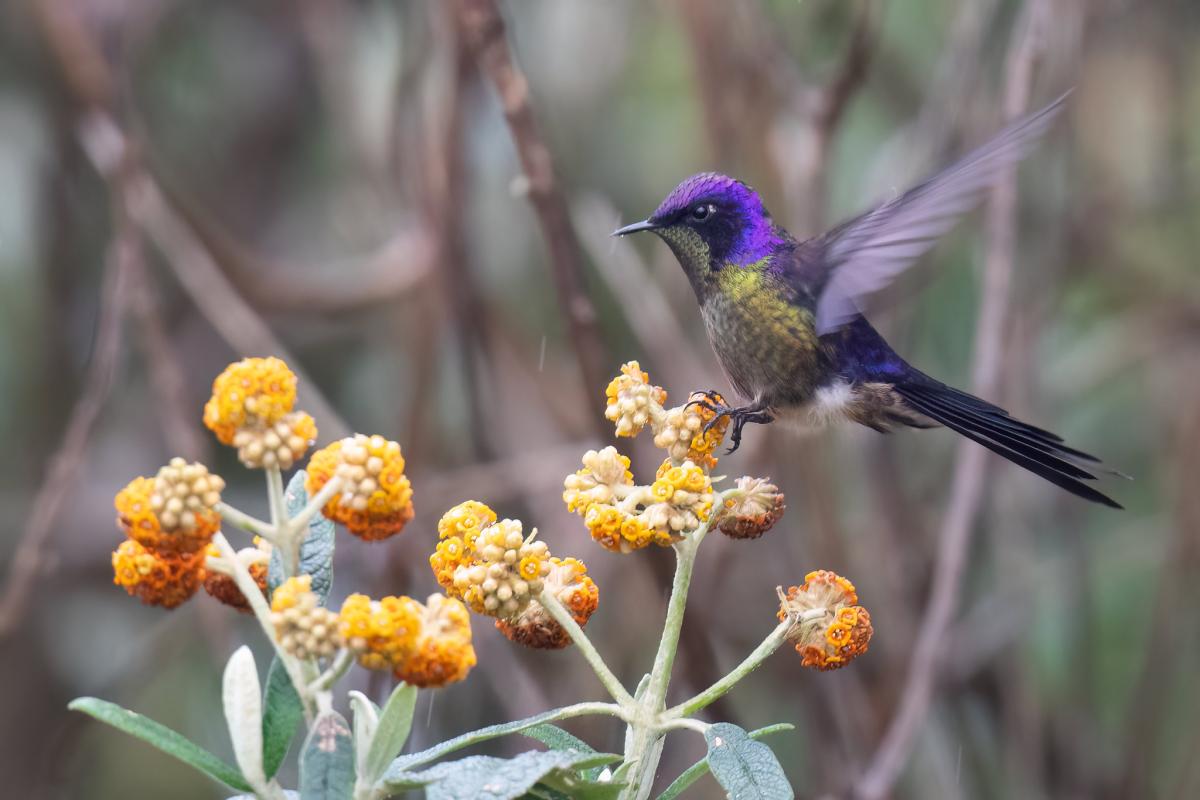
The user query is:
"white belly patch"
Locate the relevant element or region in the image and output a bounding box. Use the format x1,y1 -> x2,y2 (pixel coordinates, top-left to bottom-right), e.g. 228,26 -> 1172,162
774,380 -> 856,434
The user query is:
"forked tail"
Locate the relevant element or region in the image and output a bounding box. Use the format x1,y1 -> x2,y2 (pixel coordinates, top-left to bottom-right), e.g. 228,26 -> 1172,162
893,377 -> 1123,509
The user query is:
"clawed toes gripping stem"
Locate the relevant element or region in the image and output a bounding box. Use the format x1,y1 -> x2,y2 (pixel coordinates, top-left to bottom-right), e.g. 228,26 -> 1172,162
685,392 -> 774,454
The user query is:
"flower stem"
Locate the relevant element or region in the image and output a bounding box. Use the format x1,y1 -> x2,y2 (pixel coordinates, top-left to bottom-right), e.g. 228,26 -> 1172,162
664,618 -> 791,719
212,532 -> 315,719
539,591 -> 636,708
308,648 -> 355,694
287,475 -> 342,537
214,502 -> 276,542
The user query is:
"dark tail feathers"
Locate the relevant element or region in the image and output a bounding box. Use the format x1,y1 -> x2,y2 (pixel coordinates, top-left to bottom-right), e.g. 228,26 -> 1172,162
893,379 -> 1123,509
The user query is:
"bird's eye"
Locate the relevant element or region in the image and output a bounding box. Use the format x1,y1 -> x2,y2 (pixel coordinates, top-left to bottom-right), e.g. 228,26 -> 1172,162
690,203 -> 715,222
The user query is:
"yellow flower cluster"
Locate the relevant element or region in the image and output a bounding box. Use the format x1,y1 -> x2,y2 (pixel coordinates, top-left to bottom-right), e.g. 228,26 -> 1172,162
716,476 -> 786,540
202,540 -> 271,614
204,357 -> 316,470
112,540 -> 206,609
563,447 -> 713,554
496,557 -> 600,650
111,460 -> 226,608
604,361 -> 668,437
338,593 -> 422,671
602,362 -> 729,469
778,570 -> 873,671
450,519 -> 551,620
393,595 -> 477,688
306,434 -> 413,541
271,576 -> 343,660
430,501 -> 497,591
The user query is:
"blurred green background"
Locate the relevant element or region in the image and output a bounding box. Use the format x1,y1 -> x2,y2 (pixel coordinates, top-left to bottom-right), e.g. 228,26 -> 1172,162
1,0 -> 1197,797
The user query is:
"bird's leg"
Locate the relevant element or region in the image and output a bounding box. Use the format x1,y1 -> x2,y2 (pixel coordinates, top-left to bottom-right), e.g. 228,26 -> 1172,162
686,392 -> 773,454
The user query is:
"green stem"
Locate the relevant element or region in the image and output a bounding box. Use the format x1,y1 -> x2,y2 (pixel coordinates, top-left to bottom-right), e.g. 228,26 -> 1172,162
308,648 -> 355,694
264,466 -> 300,578
539,591 -> 635,708
664,618 -> 791,719
212,533 -> 315,720
287,475 -> 342,537
214,502 -> 276,541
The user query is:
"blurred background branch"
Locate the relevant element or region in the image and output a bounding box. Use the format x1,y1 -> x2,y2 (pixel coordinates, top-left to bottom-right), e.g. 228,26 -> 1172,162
0,0 -> 1190,797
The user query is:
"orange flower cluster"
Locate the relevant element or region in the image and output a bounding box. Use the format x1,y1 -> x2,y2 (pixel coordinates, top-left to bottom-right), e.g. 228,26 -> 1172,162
203,357 -> 316,470
305,434 -> 413,541
335,589 -> 475,688
496,557 -> 600,650
778,570 -> 873,671
111,461 -> 226,608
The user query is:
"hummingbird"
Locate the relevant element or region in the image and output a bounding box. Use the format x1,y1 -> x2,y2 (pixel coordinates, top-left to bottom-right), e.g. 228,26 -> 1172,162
614,94 -> 1121,508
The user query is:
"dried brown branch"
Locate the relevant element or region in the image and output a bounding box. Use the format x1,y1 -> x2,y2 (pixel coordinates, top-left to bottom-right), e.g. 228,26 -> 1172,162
0,221 -> 133,636
29,0 -> 351,441
853,2 -> 1051,797
452,0 -> 610,428
128,259 -> 209,461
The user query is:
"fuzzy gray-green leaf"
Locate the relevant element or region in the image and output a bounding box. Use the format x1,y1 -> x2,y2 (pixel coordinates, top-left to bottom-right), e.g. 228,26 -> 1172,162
261,657 -> 303,778
69,697 -> 251,792
364,682 -> 418,782
704,722 -> 793,800
404,750 -> 619,800
300,710 -> 354,800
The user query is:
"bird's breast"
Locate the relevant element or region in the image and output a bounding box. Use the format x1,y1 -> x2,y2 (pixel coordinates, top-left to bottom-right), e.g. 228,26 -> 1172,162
701,272 -> 830,406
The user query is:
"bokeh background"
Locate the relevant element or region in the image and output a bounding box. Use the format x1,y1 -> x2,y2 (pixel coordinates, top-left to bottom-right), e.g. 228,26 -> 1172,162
2,0 -> 1197,797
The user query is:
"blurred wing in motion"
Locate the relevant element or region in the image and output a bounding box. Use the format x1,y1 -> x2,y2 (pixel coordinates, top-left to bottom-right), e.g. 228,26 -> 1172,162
812,91 -> 1070,335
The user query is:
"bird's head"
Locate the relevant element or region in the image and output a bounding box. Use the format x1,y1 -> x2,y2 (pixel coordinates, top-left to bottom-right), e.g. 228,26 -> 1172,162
614,172 -> 786,295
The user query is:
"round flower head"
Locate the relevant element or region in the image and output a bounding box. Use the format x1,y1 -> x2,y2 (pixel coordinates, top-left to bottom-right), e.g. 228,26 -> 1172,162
203,541 -> 270,613
338,593 -> 422,671
204,357 -> 298,445
639,460 -> 714,543
393,594 -> 476,688
306,434 -> 413,541
496,557 -> 600,650
717,476 -> 786,540
112,539 -> 206,608
604,361 -> 667,437
430,501 -> 497,591
562,447 -> 634,515
231,411 -> 317,471
778,570 -> 873,671
653,392 -> 729,470
450,519 -> 551,619
270,576 -> 343,660
116,461 -> 225,555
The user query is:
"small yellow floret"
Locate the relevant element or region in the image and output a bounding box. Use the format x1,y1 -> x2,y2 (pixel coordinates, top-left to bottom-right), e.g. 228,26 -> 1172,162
204,357 -> 298,445
338,593 -> 422,671
778,571 -> 873,671
112,539 -> 205,609
393,594 -> 476,688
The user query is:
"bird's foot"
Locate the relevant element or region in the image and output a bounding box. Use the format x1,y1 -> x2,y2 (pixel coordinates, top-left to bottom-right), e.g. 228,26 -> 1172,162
684,391 -> 772,454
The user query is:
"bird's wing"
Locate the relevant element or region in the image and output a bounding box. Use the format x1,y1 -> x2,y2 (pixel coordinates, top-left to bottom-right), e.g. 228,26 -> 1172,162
811,92 -> 1070,335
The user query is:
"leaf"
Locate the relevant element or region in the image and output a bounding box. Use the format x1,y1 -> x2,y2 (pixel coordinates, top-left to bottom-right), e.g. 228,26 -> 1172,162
349,691 -> 380,781
300,710 -> 355,800
269,470 -> 336,603
69,697 -> 251,792
364,682 -> 418,783
384,708 -> 602,777
656,724 -> 793,800
261,657 -> 304,779
535,771 -> 625,800
403,751 -> 621,800
703,723 -> 793,800
222,646 -> 266,788
522,725 -> 610,783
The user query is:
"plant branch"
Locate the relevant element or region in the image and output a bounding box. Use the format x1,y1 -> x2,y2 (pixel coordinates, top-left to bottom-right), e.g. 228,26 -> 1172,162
215,502 -> 277,541
308,648 -> 355,695
539,591 -> 635,708
666,618 -> 792,719
853,3 -> 1050,797
452,0 -> 610,428
212,533 -> 314,720
286,475 -> 343,537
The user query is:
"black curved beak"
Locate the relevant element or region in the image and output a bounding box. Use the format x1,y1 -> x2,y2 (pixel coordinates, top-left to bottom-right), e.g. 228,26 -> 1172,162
612,219 -> 660,237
